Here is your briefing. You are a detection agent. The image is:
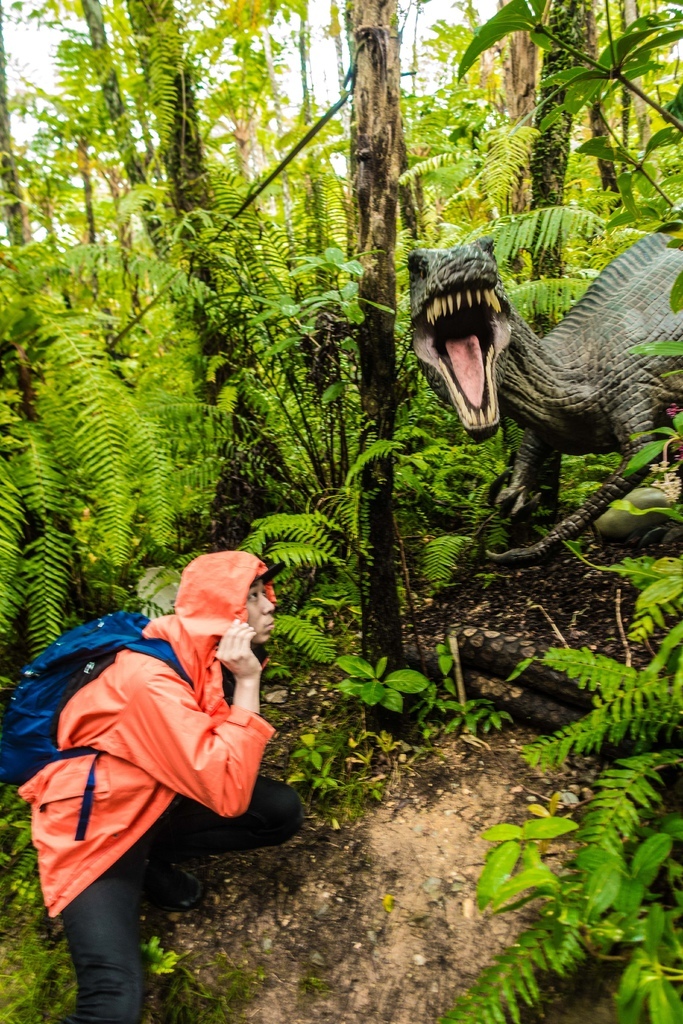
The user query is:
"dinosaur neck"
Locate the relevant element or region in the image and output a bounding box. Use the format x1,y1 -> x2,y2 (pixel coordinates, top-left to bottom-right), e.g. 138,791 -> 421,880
500,309 -> 580,429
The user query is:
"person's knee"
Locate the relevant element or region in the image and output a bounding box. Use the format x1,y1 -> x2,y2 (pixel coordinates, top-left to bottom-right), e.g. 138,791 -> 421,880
255,778 -> 303,840
278,783 -> 304,839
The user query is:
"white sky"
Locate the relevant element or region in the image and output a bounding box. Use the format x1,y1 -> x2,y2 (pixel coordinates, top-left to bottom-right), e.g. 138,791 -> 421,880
4,0 -> 498,101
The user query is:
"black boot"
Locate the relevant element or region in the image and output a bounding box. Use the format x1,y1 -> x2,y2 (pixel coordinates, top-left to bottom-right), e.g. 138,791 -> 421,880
143,858 -> 203,912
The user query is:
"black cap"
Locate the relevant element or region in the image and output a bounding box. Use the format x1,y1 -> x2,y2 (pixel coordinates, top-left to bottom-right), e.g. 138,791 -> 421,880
253,561 -> 285,586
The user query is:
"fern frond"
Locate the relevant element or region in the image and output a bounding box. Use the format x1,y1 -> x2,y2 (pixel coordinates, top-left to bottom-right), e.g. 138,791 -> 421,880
274,613 -> 336,663
493,207 -> 604,267
399,149 -> 458,186
507,277 -> 591,323
441,917 -> 584,1024
481,126 -> 539,213
422,534 -> 471,584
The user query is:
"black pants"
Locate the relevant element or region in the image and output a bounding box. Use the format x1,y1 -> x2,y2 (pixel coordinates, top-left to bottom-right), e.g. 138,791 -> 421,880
60,776 -> 303,1024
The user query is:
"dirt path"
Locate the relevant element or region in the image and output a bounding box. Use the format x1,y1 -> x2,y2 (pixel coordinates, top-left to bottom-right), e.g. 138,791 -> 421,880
143,729 -> 597,1023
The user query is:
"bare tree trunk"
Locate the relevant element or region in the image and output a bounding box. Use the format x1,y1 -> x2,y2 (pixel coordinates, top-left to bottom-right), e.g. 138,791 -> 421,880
77,138 -> 97,244
0,0 -> 30,245
352,0 -> 403,669
499,0 -> 537,212
299,11 -> 312,126
585,0 -> 618,192
80,0 -> 163,248
261,26 -> 295,254
623,0 -> 650,148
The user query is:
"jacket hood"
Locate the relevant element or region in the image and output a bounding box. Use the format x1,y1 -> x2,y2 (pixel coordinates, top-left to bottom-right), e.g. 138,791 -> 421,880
175,550 -> 275,636
143,551 -> 277,683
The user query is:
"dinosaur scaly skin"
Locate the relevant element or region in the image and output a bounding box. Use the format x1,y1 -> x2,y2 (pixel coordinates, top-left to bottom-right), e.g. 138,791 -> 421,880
408,234 -> 683,566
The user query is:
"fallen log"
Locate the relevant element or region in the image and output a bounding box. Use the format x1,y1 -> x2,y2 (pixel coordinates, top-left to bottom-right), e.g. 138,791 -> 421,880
405,646 -> 585,731
451,625 -> 593,710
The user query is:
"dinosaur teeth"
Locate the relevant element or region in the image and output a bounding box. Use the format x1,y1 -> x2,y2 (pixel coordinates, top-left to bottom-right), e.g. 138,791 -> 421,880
456,292 -> 462,310
466,289 -> 472,307
476,289 -> 481,305
490,291 -> 501,313
447,293 -> 454,314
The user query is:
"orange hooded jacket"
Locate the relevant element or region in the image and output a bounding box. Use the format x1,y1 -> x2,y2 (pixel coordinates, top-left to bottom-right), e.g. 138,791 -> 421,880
18,551 -> 277,918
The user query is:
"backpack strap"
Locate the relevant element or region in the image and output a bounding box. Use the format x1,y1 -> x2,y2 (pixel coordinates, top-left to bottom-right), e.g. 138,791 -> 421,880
75,752 -> 101,842
72,640 -> 193,841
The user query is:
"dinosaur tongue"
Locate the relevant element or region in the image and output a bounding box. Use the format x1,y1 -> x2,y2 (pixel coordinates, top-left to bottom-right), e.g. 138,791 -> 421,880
445,336 -> 484,408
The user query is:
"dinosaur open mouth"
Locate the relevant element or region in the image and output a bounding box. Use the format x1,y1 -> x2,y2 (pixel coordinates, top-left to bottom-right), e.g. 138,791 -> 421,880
413,285 -> 507,434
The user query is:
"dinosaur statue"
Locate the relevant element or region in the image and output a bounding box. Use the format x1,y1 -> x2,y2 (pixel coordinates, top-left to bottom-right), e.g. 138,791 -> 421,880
408,233 -> 683,565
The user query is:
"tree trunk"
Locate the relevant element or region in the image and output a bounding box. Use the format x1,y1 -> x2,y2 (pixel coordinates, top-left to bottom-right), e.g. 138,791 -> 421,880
351,0 -> 403,669
0,0 -> 30,245
499,0 -> 537,213
261,26 -> 295,255
623,0 -> 650,148
530,0 -> 584,280
77,138 -> 97,244
585,0 -> 618,192
126,0 -> 210,216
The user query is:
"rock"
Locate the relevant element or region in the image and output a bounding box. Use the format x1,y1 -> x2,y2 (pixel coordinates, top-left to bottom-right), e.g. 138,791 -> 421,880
422,877 -> 443,899
595,486 -> 670,540
262,937 -> 273,952
413,954 -> 427,966
310,951 -> 325,967
559,791 -> 580,805
263,688 -> 288,704
462,898 -> 476,919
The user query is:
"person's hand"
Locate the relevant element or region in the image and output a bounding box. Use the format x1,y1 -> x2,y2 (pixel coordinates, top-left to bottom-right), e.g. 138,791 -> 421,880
216,619 -> 262,687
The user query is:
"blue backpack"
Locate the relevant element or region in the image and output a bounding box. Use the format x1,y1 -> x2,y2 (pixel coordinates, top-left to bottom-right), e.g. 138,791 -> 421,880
0,611 -> 192,840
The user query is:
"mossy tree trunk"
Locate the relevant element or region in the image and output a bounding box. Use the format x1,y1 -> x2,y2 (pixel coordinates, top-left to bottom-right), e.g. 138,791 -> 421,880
530,0 -> 584,279
351,0 -> 403,669
499,0 -> 537,213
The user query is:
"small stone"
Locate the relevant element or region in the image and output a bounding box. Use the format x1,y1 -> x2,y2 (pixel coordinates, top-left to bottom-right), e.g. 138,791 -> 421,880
422,877 -> 443,898
280,917 -> 291,927
462,898 -> 476,919
450,882 -> 463,894
264,688 -> 288,704
307,688 -> 317,697
262,937 -> 273,952
414,954 -> 427,966
310,951 -> 325,967
314,903 -> 329,918
559,791 -> 580,805
413,824 -> 424,834
366,930 -> 377,944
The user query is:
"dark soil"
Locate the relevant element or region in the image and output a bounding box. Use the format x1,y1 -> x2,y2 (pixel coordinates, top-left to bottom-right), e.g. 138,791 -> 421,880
138,533 -> 683,1024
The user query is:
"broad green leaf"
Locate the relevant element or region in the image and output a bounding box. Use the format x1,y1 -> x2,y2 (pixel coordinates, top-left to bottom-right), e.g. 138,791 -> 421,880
638,577 -> 683,608
631,833 -> 673,886
380,687 -> 403,713
671,269 -> 683,313
477,841 -> 522,910
458,0 -> 536,79
335,679 -> 364,696
360,680 -> 386,706
617,173 -> 639,219
375,656 -> 388,678
645,126 -> 679,157
631,340 -> 683,357
491,867 -> 558,908
576,137 -> 619,162
624,439 -> 667,475
322,382 -> 345,405
335,655 -> 376,679
660,813 -> 683,840
481,823 -> 523,842
383,669 -> 430,693
522,817 -> 578,840
614,876 -> 645,915
585,860 -> 623,919
644,904 -> 665,958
